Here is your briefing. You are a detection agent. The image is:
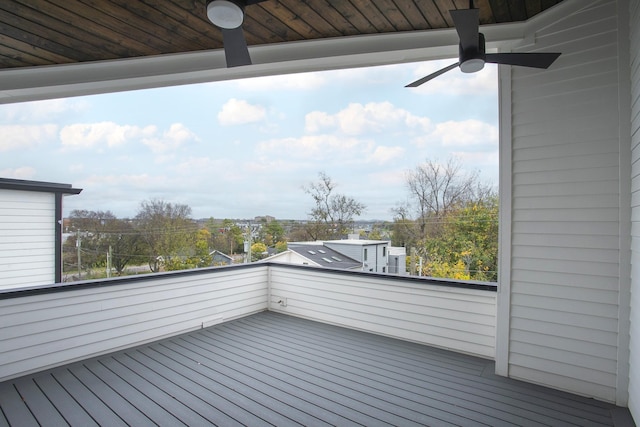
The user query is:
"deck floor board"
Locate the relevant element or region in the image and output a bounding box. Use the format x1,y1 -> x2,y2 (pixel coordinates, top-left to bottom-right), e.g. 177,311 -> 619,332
233,315 -> 614,425
0,311 -> 633,427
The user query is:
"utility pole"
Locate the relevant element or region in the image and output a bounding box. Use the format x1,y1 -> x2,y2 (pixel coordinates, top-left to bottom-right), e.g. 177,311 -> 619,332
244,223 -> 252,263
76,231 -> 82,279
106,245 -> 112,278
410,247 -> 416,276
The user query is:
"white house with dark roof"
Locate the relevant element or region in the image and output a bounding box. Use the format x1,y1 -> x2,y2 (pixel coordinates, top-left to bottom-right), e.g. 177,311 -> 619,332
0,178 -> 81,289
266,239 -> 406,274
265,242 -> 362,270
322,239 -> 391,273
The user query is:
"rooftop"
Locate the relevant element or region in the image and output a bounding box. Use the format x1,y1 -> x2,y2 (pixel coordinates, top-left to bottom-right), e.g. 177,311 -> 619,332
0,311 -> 631,426
287,244 -> 362,270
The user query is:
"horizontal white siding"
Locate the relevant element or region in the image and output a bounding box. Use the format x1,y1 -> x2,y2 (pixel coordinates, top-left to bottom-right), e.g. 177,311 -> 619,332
268,266 -> 496,358
629,0 -> 640,420
0,190 -> 55,289
508,0 -> 623,402
0,266 -> 269,381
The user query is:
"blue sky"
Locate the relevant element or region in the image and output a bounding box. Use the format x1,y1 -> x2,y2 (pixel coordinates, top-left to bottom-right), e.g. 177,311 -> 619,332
0,59 -> 498,220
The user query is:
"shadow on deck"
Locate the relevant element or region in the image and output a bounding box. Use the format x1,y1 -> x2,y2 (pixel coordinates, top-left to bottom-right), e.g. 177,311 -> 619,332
0,311 -> 634,426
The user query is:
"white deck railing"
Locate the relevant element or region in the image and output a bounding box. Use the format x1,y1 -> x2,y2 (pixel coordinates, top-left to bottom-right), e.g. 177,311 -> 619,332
0,263 -> 496,382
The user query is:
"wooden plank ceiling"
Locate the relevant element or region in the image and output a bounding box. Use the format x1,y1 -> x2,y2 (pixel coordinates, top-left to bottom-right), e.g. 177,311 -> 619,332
0,0 -> 563,71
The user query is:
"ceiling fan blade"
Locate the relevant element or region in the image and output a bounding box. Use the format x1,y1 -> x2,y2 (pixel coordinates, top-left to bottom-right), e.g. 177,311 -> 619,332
405,62 -> 460,87
450,8 -> 479,51
485,52 -> 561,69
222,27 -> 251,67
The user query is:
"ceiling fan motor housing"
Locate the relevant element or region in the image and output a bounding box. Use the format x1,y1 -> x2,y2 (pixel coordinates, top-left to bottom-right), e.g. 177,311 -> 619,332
459,33 -> 486,73
206,0 -> 245,29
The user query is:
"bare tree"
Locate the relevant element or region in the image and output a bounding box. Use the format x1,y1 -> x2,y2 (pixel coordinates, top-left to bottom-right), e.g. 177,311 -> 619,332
406,157 -> 480,237
303,172 -> 366,240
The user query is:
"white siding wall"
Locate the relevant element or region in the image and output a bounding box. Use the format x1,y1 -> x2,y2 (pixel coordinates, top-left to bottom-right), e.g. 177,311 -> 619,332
0,190 -> 56,289
0,266 -> 269,382
507,0 -> 628,402
269,266 -> 496,358
323,242 -> 389,273
628,0 -> 640,419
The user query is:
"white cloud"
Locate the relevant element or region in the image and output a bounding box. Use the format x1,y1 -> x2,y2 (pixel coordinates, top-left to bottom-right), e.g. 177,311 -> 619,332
235,72 -> 327,91
217,98 -> 266,125
80,173 -> 166,189
305,102 -> 431,135
60,122 -> 156,150
0,98 -> 89,122
172,156 -> 238,179
142,123 -> 199,154
0,124 -> 58,151
452,150 -> 499,167
408,59 -> 498,95
431,119 -> 498,147
59,121 -> 198,154
304,111 -> 335,133
411,119 -> 498,148
256,134 -> 369,161
367,146 -> 405,164
0,166 -> 36,179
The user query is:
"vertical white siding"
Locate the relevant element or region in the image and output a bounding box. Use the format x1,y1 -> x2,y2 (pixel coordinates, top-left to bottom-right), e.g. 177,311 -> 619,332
0,190 -> 55,289
508,0 -> 627,402
269,266 -> 496,358
628,0 -> 640,419
0,266 -> 269,381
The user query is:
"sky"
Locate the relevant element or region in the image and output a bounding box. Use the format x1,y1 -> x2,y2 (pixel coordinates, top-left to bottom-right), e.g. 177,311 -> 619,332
0,59 -> 498,221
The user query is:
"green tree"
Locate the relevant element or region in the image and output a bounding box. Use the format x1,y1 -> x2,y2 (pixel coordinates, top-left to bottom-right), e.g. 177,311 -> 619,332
420,196 -> 498,281
64,210 -> 117,272
209,219 -> 244,255
394,157 -> 498,282
251,242 -> 268,261
164,228 -> 213,271
134,199 -> 196,272
105,219 -> 146,275
275,241 -> 288,253
64,210 -> 145,278
260,220 -> 285,247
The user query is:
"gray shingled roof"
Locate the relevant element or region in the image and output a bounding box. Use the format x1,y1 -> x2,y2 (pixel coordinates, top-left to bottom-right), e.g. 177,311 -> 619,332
288,244 -> 361,270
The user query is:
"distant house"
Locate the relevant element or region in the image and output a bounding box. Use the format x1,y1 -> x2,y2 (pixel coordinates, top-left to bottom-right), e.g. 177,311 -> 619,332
265,239 -> 406,274
210,250 -> 233,266
264,245 -> 361,270
388,246 -> 407,275
323,239 -> 391,273
254,215 -> 275,223
0,178 -> 82,289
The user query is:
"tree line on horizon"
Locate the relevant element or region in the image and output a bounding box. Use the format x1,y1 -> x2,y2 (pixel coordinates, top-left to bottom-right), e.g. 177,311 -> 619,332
62,156 -> 498,282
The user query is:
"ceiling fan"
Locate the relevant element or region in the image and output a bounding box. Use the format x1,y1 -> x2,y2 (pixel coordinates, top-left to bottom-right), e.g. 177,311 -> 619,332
206,0 -> 266,67
406,0 -> 561,87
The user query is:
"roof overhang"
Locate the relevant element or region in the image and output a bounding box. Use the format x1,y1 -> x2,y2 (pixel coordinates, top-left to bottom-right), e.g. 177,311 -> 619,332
0,178 -> 82,195
0,0 -> 578,104
0,18 -> 540,104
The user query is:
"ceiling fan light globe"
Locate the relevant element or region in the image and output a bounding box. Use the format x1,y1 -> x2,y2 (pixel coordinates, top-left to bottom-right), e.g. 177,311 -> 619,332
460,58 -> 485,73
207,0 -> 244,29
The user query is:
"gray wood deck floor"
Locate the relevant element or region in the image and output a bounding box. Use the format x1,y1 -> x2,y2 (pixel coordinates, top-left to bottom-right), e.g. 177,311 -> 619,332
0,311 -> 634,426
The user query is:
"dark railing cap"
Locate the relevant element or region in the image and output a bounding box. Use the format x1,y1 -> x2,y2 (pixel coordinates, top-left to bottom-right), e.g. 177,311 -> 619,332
0,262 -> 497,300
